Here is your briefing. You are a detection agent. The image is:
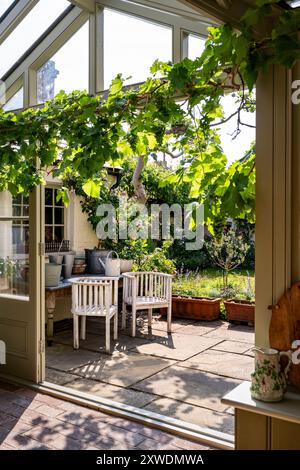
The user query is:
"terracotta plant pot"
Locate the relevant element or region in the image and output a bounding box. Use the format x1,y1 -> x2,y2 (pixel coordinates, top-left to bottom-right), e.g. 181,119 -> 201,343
161,295 -> 221,321
224,299 -> 255,324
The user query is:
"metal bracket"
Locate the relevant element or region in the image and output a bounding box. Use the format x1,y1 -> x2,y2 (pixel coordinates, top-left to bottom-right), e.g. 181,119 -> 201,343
39,339 -> 45,354
39,242 -> 45,256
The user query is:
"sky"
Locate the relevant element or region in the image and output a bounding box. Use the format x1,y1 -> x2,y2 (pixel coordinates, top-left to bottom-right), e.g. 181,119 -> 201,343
1,1 -> 256,164
188,35 -> 256,164
0,0 -> 15,18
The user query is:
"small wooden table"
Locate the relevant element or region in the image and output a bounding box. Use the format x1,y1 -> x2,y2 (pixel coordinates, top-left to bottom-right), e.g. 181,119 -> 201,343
45,275 -> 123,346
46,281 -> 72,346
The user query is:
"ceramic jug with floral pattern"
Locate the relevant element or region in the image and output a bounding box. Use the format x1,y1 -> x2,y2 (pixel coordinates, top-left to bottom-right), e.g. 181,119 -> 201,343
251,347 -> 292,402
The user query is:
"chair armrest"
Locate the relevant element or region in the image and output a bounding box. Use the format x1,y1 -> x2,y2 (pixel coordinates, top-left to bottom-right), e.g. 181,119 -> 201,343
122,273 -> 135,280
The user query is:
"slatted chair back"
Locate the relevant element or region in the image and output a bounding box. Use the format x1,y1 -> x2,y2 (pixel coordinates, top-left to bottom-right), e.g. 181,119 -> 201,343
72,278 -> 118,317
123,272 -> 172,303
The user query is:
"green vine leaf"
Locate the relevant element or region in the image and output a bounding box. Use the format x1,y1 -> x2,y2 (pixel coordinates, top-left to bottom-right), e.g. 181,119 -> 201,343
82,179 -> 100,199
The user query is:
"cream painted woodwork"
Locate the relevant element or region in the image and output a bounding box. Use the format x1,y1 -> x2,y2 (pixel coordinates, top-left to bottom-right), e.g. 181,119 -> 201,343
0,186 -> 45,382
223,382 -> 300,450
255,65 -> 293,348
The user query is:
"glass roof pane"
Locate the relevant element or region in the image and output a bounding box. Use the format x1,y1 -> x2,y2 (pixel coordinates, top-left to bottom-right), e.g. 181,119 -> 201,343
37,21 -> 89,103
103,9 -> 173,89
188,34 -> 205,60
0,0 -> 70,78
0,0 -> 15,19
3,87 -> 24,111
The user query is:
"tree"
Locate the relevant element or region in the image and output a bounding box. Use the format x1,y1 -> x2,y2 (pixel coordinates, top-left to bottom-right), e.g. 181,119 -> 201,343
206,228 -> 250,288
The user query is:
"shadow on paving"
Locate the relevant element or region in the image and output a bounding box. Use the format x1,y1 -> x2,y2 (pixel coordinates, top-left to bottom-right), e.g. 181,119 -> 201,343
0,381 -> 213,450
45,315 -> 253,436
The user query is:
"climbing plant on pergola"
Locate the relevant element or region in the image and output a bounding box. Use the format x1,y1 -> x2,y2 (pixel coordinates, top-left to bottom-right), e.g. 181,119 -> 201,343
0,0 -> 300,232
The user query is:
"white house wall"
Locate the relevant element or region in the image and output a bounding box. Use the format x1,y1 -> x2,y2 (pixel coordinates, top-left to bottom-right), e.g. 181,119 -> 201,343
67,195 -> 99,256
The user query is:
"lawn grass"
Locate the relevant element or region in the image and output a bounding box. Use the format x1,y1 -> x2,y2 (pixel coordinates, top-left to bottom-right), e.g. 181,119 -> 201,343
173,268 -> 255,301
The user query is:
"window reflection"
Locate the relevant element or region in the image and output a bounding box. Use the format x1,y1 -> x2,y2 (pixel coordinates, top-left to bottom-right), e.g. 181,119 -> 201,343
37,22 -> 89,103
0,192 -> 29,298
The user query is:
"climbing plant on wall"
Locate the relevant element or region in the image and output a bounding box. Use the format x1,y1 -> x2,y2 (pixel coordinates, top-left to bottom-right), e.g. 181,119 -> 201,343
0,0 -> 299,232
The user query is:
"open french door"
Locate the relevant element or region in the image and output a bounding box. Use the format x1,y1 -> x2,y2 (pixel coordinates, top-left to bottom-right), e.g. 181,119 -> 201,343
0,186 -> 45,383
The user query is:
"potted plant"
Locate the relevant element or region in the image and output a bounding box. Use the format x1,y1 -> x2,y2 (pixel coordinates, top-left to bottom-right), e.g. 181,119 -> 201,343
223,274 -> 255,324
171,294 -> 221,321
119,239 -> 148,273
0,257 -> 20,291
207,228 -> 255,324
171,274 -> 221,321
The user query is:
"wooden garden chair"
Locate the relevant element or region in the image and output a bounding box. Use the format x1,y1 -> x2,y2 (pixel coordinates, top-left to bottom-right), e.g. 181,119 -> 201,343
122,272 -> 172,337
71,277 -> 118,353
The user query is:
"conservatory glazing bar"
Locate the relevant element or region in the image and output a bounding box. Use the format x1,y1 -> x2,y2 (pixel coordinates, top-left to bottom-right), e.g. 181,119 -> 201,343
0,0 -> 71,78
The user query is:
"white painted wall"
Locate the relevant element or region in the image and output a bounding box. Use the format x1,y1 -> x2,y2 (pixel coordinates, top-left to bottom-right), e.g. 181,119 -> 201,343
66,194 -> 99,256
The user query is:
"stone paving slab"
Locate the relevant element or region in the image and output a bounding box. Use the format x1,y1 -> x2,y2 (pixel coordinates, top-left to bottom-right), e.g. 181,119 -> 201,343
134,365 -> 241,412
180,349 -> 254,381
66,378 -> 157,408
143,397 -> 234,435
72,351 -> 175,387
211,340 -> 253,354
136,315 -> 198,333
130,333 -> 222,361
46,344 -> 101,372
54,330 -> 150,353
174,320 -> 226,336
203,324 -> 255,343
45,368 -> 79,386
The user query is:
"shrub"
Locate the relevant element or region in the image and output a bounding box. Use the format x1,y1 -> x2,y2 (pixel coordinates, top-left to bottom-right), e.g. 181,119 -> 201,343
132,241 -> 176,275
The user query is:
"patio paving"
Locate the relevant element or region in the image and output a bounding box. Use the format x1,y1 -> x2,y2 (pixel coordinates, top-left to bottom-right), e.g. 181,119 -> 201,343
0,381 -> 214,450
134,366 -> 240,412
211,340 -> 253,354
130,332 -> 221,360
72,352 -> 175,387
66,378 -> 156,408
46,314 -> 255,436
144,398 -> 234,434
180,350 -> 254,381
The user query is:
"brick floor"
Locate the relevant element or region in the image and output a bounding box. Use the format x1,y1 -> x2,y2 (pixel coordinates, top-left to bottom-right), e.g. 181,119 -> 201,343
0,381 -> 215,451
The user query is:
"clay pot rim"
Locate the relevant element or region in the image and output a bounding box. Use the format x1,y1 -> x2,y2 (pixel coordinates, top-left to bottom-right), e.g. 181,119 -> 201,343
172,295 -> 222,302
224,298 -> 255,306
